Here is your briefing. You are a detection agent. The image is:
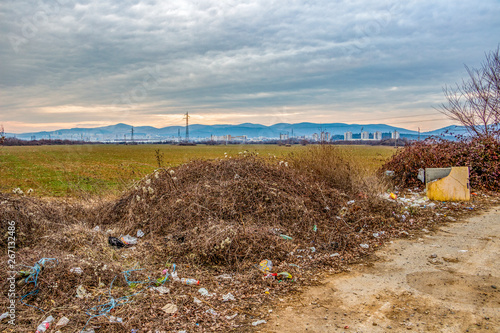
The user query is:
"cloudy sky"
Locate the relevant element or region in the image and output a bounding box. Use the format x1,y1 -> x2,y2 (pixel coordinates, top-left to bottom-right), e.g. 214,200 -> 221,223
1,0 -> 499,133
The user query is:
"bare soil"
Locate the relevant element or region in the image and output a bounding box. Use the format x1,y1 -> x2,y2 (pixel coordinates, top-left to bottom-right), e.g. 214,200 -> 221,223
262,207 -> 500,332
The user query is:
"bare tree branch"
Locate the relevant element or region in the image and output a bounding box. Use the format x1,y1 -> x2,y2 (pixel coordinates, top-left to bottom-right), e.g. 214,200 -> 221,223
438,46 -> 500,139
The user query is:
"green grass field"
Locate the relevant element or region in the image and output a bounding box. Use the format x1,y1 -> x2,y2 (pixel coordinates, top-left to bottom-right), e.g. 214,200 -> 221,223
0,144 -> 395,197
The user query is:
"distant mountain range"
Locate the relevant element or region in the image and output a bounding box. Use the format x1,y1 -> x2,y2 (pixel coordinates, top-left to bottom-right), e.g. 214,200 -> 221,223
6,123 -> 468,141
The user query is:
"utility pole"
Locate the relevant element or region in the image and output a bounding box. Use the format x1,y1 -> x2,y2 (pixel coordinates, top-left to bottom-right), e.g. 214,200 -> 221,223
177,128 -> 180,142
184,111 -> 190,142
131,127 -> 134,144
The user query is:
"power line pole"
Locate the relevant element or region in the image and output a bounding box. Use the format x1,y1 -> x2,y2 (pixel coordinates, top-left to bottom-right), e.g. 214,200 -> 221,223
131,127 -> 134,144
184,112 -> 190,142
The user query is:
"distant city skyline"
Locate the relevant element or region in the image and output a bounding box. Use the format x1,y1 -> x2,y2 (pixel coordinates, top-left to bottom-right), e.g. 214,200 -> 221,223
4,121 -> 465,142
1,1 -> 499,133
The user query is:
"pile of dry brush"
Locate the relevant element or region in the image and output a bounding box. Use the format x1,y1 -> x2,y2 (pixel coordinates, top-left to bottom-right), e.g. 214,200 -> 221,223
1,151 -> 455,332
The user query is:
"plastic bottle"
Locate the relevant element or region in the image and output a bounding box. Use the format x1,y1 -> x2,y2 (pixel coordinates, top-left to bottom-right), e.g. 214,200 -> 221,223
179,278 -> 199,285
35,315 -> 54,333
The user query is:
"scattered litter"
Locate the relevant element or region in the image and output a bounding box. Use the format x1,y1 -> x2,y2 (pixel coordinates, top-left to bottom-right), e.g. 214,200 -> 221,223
226,313 -> 238,320
385,170 -> 395,177
137,229 -> 145,238
92,225 -> 100,232
76,285 -> 89,299
458,250 -> 468,253
123,266 -> 151,286
222,293 -> 236,302
179,278 -> 199,285
35,315 -> 54,333
289,263 -> 301,268
313,225 -> 317,232
422,228 -> 429,233
216,274 -> 232,280
152,286 -> 170,295
108,236 -> 125,248
252,319 -> 267,326
108,316 -> 123,323
0,312 -> 9,321
20,258 -> 58,311
258,259 -> 273,273
55,316 -> 69,327
70,267 -> 83,274
161,303 -> 178,314
120,234 -> 138,245
430,254 -> 437,258
277,272 -> 293,280
198,288 -> 214,297
360,244 -> 369,249
309,247 -> 316,253
279,234 -> 293,240
193,297 -> 202,305
389,193 -> 397,200
347,200 -> 355,205
330,253 -> 340,257
206,308 -> 218,316
82,276 -> 138,332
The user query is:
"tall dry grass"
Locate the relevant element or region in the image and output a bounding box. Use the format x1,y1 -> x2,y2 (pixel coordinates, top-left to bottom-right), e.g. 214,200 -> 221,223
287,144 -> 388,197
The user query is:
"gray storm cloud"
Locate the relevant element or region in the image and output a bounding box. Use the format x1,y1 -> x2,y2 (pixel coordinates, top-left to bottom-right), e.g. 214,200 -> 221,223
1,0 -> 499,131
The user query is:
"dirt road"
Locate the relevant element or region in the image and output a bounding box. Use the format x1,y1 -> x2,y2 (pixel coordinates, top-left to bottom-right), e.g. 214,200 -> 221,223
262,207 -> 500,332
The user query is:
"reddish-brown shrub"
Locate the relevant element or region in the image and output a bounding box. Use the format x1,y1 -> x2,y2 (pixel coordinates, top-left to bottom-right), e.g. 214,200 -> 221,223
381,136 -> 500,191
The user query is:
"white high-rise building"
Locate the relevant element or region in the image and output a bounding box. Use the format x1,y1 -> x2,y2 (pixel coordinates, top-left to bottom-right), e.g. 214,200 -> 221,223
374,131 -> 382,140
280,133 -> 289,140
391,131 -> 400,139
361,131 -> 370,140
344,131 -> 352,140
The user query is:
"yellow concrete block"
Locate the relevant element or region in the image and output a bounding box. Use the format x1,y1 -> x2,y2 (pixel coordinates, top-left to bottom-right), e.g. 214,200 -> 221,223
426,166 -> 470,202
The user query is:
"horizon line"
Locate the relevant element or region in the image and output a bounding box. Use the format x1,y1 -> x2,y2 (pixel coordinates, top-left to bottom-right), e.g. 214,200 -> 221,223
4,120 -> 461,135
